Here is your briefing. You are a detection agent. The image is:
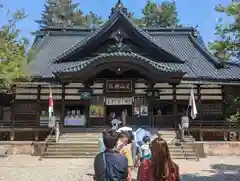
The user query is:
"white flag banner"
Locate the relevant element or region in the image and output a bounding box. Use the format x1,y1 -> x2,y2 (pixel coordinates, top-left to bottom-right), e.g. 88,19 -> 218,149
188,88 -> 198,119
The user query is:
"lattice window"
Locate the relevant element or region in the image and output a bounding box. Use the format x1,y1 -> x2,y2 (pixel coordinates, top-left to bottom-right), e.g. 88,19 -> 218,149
133,96 -> 148,116
202,102 -> 223,116
134,96 -> 147,106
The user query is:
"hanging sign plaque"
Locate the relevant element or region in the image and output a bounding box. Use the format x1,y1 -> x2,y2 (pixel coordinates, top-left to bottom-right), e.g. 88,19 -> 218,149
106,97 -> 133,105
106,80 -> 132,92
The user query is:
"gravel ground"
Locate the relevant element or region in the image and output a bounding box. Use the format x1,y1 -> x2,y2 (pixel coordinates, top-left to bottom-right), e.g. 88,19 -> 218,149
0,156 -> 240,181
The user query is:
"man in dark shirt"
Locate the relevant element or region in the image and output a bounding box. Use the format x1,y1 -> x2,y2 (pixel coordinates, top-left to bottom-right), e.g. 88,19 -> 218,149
94,130 -> 128,181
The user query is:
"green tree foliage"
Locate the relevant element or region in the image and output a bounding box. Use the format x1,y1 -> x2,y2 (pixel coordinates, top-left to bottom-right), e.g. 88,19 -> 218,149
36,0 -> 87,28
141,0 -> 180,27
85,11 -> 105,28
209,2 -> 240,62
0,8 -> 30,90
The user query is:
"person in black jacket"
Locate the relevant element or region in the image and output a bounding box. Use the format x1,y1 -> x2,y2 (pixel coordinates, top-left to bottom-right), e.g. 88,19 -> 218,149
94,129 -> 128,181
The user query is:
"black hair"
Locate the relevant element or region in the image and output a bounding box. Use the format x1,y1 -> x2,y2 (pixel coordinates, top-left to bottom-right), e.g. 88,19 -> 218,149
102,129 -> 118,149
142,135 -> 150,143
128,131 -> 135,141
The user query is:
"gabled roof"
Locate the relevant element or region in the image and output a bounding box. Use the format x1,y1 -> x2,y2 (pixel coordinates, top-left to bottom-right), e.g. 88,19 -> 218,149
27,1 -> 240,83
51,11 -> 183,64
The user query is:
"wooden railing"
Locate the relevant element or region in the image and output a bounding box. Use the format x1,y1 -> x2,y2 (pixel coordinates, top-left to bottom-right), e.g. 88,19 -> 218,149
39,127 -> 55,161
189,120 -> 239,129
0,120 -> 50,140
0,120 -> 47,128
153,115 -> 178,128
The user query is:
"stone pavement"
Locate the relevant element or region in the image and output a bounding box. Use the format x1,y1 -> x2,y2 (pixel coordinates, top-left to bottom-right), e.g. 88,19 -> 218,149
0,156 -> 240,181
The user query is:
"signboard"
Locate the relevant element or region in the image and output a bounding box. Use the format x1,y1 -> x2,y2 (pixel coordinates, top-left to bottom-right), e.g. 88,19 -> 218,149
106,97 -> 133,105
79,92 -> 91,100
89,105 -> 104,118
106,80 -> 132,92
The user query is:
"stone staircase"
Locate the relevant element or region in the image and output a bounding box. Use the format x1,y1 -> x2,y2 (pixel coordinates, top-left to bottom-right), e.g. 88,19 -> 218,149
42,129 -> 197,160
43,133 -> 100,158
153,130 -> 197,160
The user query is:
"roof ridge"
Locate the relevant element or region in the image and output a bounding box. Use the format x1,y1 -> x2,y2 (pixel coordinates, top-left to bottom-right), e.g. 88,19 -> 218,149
52,12 -> 120,63
148,32 -> 190,35
142,27 -> 195,32
188,34 -> 224,69
47,31 -> 92,36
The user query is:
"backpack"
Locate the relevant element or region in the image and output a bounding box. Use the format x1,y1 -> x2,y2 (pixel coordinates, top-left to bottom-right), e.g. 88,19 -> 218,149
141,144 -> 151,159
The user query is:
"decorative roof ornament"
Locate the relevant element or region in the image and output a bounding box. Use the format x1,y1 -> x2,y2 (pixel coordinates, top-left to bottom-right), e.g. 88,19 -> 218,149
108,30 -> 132,53
110,0 -> 132,18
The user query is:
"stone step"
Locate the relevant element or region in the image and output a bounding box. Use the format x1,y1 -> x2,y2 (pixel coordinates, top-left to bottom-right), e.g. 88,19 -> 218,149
59,136 -> 100,139
43,155 -> 95,159
49,142 -> 98,148
59,138 -> 99,142
57,141 -> 99,144
60,133 -> 101,137
47,144 -> 99,148
44,152 -> 97,157
46,149 -> 99,154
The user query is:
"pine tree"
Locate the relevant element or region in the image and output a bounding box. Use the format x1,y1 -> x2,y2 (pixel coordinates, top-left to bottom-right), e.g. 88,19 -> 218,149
35,0 -> 58,28
36,0 -> 86,28
141,0 -> 180,28
85,11 -> 105,28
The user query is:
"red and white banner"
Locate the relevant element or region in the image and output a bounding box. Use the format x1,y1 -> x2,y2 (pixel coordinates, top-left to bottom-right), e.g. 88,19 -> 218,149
48,87 -> 54,119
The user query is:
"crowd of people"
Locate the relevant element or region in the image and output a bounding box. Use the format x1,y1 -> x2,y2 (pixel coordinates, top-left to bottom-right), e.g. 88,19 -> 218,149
93,128 -> 180,181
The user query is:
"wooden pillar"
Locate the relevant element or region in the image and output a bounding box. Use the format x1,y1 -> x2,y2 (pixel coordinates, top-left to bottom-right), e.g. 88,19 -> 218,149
10,85 -> 16,141
60,84 -> 66,131
148,83 -> 154,128
222,85 -> 227,120
172,84 -> 177,129
197,85 -> 202,119
83,82 -> 90,128
35,85 -> 41,141
197,85 -> 203,141
221,85 -> 228,140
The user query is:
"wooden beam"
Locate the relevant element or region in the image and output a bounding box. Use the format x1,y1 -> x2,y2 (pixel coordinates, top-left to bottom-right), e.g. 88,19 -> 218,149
197,85 -> 203,120
60,84 -> 66,131
222,85 -> 226,120
172,84 -> 177,128
10,85 -> 16,140
35,85 -> 41,141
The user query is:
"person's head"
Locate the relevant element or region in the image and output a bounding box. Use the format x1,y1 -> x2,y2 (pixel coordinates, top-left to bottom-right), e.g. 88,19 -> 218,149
102,129 -> 118,149
117,131 -> 130,145
150,136 -> 175,180
128,131 -> 135,141
142,136 -> 150,144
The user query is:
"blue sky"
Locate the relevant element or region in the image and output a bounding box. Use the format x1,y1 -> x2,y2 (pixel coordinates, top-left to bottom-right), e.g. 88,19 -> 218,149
0,0 -> 231,45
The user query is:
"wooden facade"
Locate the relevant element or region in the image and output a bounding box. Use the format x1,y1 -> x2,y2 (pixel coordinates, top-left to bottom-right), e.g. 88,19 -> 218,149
4,81 -> 224,130
1,1 -> 240,141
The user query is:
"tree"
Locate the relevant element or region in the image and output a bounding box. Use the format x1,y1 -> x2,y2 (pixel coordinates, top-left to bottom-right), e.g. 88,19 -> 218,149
208,2 -> 240,62
141,0 -> 180,28
0,8 -> 30,90
85,11 -> 105,28
36,0 -> 87,28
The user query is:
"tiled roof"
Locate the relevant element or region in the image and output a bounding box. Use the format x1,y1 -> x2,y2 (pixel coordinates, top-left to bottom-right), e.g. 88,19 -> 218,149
27,34 -> 87,77
55,52 -> 179,74
27,11 -> 240,82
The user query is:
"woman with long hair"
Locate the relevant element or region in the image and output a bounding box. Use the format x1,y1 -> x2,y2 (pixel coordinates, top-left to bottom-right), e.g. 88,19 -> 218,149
137,136 -> 180,181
